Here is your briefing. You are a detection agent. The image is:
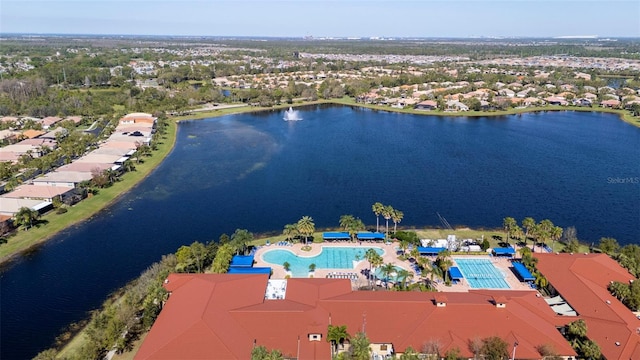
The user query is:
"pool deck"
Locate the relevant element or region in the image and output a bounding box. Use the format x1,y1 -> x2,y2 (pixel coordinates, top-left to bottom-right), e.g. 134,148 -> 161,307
254,242 -> 532,292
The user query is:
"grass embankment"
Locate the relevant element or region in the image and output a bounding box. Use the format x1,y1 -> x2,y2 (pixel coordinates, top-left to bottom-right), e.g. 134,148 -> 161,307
169,96 -> 640,129
0,120 -> 178,266
249,226 -> 588,254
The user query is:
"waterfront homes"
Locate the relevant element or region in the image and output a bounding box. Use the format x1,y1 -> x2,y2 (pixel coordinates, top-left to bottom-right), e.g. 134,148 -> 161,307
136,274 -> 576,359
1,184 -> 75,203
0,197 -> 50,216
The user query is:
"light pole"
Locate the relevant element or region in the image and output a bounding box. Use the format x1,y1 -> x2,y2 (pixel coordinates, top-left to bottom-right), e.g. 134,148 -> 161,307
511,341 -> 519,360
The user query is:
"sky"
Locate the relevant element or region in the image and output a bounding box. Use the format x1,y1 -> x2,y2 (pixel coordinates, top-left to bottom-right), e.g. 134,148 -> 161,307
1,0 -> 639,38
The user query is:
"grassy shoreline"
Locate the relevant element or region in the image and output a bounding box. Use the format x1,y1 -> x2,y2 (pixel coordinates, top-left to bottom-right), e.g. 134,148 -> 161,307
2,98 -> 636,266
175,97 -> 640,128
0,120 -> 177,266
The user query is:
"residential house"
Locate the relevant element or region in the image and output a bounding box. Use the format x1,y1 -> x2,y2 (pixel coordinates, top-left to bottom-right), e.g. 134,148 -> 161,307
21,129 -> 45,139
414,100 -> 438,111
573,98 -> 593,107
0,197 -> 51,216
544,97 -> 568,106
119,113 -> 157,127
1,184 -> 75,203
32,171 -> 94,188
445,100 -> 469,112
41,116 -> 63,130
600,99 -> 621,108
498,88 -> 515,98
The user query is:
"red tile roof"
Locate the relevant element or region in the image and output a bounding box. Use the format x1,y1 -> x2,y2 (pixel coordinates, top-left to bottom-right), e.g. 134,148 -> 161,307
136,274 -> 576,359
535,253 -> 640,360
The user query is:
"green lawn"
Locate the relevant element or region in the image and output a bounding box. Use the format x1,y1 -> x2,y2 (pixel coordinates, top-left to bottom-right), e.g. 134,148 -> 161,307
0,120 -> 177,265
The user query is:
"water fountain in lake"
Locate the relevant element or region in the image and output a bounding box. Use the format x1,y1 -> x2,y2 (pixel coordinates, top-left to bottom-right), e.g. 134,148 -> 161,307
283,107 -> 302,121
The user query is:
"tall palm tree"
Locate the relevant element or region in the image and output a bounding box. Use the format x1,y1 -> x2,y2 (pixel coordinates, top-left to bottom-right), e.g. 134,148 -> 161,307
381,205 -> 394,239
231,228 -> 253,255
364,249 -> 383,287
512,225 -> 524,246
380,263 -> 396,289
550,226 -> 563,252
396,269 -> 412,290
327,325 -> 350,357
297,216 -> 315,245
538,219 -> 554,252
282,223 -> 298,242
372,202 -> 384,232
502,217 -> 517,245
522,217 -> 536,247
436,250 -> 453,283
391,209 -> 404,234
339,214 -> 364,241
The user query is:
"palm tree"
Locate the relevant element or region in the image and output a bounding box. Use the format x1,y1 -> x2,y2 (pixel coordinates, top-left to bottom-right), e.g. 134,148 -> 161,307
282,223 -> 298,242
13,207 -> 40,230
502,217 -> 517,245
327,324 -> 350,357
372,202 -> 384,232
340,215 -> 364,241
231,228 -> 253,255
364,248 -> 383,287
283,261 -> 291,272
391,209 -> 404,234
522,217 -> 536,247
537,219 -> 555,252
297,216 -> 315,245
511,225 -> 524,246
381,205 -> 394,239
396,269 -> 412,290
436,250 -> 453,284
380,263 -> 396,289
550,226 -> 563,252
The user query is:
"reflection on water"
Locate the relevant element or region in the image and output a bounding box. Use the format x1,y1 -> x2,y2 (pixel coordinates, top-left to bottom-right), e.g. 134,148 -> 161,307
144,120 -> 279,196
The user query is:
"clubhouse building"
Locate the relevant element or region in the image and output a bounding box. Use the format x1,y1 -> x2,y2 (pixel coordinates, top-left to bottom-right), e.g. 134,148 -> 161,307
135,253 -> 639,359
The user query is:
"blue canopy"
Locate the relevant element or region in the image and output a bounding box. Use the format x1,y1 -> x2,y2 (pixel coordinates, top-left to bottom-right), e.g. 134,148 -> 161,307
492,247 -> 516,256
323,232 -> 350,240
417,247 -> 448,255
512,262 -> 535,281
357,232 -> 385,240
449,267 -> 464,280
230,255 -> 255,267
227,267 -> 271,275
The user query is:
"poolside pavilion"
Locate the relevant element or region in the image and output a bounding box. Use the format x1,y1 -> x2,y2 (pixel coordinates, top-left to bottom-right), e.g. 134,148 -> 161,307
492,247 -> 515,257
322,232 -> 351,241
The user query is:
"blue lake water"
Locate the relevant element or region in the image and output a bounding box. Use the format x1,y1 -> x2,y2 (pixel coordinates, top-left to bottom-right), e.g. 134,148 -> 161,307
1,105 -> 639,359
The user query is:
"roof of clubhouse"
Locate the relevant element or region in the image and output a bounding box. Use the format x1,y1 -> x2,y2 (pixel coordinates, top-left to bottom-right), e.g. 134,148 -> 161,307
135,273 -> 576,359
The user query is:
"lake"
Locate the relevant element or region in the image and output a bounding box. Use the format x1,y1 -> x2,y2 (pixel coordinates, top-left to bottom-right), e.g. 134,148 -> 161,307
1,105 -> 639,359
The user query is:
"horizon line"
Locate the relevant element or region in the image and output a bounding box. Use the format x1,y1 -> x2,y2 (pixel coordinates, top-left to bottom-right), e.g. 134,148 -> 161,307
2,32 -> 639,40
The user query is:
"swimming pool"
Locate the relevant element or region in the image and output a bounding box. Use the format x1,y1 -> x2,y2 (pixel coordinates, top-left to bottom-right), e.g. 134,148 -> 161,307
454,258 -> 511,289
262,246 -> 384,277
